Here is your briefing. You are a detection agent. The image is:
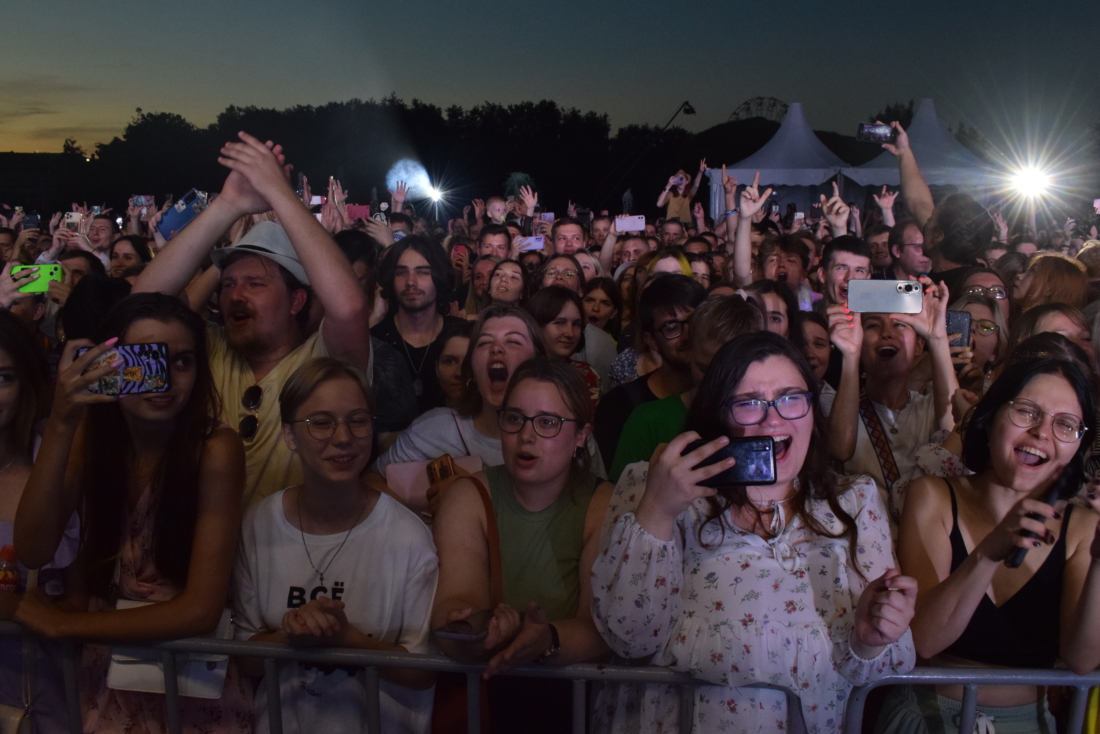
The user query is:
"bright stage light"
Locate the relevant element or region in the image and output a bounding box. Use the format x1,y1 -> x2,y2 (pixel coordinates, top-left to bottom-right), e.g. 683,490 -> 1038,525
385,158 -> 442,202
1010,166 -> 1051,198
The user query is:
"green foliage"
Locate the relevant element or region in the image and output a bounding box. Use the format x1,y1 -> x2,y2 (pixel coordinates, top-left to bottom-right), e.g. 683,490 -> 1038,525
869,100 -> 915,128
503,172 -> 535,197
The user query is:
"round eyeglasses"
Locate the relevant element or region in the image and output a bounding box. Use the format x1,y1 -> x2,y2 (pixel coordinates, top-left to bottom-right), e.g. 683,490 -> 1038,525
657,319 -> 689,340
727,392 -> 813,426
291,412 -> 373,441
1005,399 -> 1086,443
498,408 -> 578,438
972,319 -> 998,335
964,285 -> 1007,300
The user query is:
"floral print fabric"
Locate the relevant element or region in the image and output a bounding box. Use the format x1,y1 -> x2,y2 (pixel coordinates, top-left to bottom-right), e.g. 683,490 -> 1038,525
590,463 -> 915,733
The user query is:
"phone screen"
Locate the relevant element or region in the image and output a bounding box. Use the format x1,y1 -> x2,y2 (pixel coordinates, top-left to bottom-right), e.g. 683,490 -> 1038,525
857,122 -> 898,144
682,437 -> 777,487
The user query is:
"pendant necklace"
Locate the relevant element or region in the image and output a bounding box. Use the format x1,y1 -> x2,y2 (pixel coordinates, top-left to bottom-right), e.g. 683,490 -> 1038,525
401,337 -> 430,397
297,490 -> 367,586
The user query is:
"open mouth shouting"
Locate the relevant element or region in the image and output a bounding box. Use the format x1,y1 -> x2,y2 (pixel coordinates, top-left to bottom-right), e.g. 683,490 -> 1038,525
486,361 -> 509,388
1014,444 -> 1049,468
772,434 -> 793,461
876,344 -> 899,360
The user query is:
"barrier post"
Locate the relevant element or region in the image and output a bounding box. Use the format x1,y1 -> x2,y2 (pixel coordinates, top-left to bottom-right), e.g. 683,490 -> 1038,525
571,678 -> 586,734
678,683 -> 694,732
160,651 -> 183,734
59,640 -> 82,734
465,671 -> 481,733
364,667 -> 381,734
1067,686 -> 1091,734
264,657 -> 283,734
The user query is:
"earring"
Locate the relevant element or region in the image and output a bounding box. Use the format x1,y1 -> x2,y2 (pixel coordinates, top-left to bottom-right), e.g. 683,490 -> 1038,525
466,378 -> 477,390
573,447 -> 585,465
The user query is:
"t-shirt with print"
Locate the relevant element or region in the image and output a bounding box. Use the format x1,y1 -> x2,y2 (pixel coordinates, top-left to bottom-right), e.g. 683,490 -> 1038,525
818,388 -> 937,525
233,489 -> 438,734
208,322 -> 370,505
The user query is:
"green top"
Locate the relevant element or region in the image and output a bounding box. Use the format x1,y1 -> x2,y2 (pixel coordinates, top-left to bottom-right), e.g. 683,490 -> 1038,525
486,464 -> 597,621
609,392 -> 689,481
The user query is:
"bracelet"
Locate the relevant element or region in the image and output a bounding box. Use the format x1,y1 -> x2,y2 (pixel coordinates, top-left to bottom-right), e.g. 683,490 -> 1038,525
723,210 -> 738,217
539,623 -> 560,663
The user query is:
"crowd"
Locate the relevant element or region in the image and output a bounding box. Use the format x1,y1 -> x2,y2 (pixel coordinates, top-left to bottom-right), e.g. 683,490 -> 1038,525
0,122 -> 1099,734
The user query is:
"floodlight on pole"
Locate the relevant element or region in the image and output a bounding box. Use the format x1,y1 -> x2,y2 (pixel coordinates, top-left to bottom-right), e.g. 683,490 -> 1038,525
1010,166 -> 1051,198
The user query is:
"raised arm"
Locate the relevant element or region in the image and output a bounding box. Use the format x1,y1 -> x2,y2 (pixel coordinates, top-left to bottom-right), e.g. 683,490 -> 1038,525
731,171 -> 770,287
132,138 -> 290,297
874,187 -> 898,228
820,181 -> 851,239
825,304 -> 863,463
881,121 -> 934,228
688,159 -> 706,197
14,340 -> 120,568
890,279 -> 960,434
217,133 -> 370,371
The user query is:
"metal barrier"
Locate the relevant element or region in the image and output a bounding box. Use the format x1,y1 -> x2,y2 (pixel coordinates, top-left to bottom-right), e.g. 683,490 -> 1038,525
7,619 -> 1099,734
843,667 -> 1100,734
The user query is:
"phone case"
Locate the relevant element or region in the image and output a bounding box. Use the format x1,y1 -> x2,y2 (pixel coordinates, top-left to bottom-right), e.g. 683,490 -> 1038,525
515,236 -> 545,251
683,436 -> 777,487
847,280 -> 923,314
63,212 -> 82,232
945,310 -> 972,348
157,189 -> 207,240
75,343 -> 171,395
12,264 -> 62,294
617,215 -> 646,232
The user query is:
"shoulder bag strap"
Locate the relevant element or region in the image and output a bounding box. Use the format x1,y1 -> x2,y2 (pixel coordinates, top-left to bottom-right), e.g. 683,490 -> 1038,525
468,476 -> 503,608
450,409 -> 472,457
857,393 -> 902,488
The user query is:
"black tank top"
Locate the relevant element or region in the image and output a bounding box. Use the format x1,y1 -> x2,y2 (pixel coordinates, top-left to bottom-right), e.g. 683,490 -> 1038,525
942,479 -> 1070,668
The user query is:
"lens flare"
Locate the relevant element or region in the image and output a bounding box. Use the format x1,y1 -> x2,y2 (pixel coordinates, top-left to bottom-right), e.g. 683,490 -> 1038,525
385,158 -> 439,201
1010,167 -> 1051,198
427,187 -> 443,202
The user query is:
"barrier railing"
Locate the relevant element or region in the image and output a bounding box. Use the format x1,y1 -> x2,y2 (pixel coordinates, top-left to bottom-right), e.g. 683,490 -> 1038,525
6,620 -> 1099,734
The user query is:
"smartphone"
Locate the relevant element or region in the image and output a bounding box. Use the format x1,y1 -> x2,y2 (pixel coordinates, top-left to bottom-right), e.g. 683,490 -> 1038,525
682,436 -> 777,487
157,189 -> 207,240
672,176 -> 685,185
165,194 -> 174,206
434,609 -> 492,642
770,203 -> 779,214
1093,198 -> 1100,213
450,245 -> 468,262
514,236 -> 545,252
616,215 -> 646,233
793,212 -> 805,226
345,204 -> 370,221
848,279 -> 923,314
130,195 -> 155,207
11,264 -> 62,294
856,122 -> 898,144
13,206 -> 23,215
75,342 -> 171,395
21,214 -> 40,230
297,172 -> 305,193
90,206 -> 101,216
540,212 -> 555,222
309,195 -> 325,207
63,212 -> 82,232
945,310 -> 972,349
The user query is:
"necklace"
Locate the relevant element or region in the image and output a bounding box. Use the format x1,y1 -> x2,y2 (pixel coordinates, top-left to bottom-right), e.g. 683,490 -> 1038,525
296,489 -> 367,586
400,337 -> 431,397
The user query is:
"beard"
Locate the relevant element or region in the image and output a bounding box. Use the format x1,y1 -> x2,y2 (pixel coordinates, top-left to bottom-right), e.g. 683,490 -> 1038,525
223,302 -> 276,357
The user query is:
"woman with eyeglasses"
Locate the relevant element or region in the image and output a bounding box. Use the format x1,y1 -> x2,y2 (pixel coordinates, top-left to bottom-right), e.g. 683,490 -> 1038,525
592,332 -> 916,733
961,266 -> 1012,327
949,293 -> 1008,395
878,356 -> 1100,732
432,359 -> 613,733
538,255 -> 585,294
234,358 -> 437,734
13,294 -> 252,734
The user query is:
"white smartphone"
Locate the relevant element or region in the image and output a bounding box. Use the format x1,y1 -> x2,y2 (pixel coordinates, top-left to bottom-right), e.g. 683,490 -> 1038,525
848,279 -> 923,314
515,236 -> 545,251
616,215 -> 646,233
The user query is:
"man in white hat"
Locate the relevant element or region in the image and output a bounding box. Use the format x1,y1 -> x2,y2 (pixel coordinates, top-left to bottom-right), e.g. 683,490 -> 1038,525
134,132 -> 371,504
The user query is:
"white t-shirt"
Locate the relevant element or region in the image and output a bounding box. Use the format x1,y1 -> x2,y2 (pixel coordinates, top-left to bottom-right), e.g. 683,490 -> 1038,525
818,389 -> 937,522
233,490 -> 438,734
373,407 -> 607,479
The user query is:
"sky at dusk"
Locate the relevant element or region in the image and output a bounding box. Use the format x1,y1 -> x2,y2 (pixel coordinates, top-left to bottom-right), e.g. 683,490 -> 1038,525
3,0 -> 1099,161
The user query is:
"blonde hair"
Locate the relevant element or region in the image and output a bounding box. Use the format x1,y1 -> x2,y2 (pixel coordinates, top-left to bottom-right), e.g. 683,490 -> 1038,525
279,358 -> 373,424
1018,253 -> 1088,312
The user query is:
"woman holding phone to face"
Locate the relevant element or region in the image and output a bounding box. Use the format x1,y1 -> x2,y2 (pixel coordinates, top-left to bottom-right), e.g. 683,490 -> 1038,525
234,358 -> 437,734
591,332 -> 916,733
878,357 -> 1100,732
13,293 -> 250,734
432,359 -> 613,733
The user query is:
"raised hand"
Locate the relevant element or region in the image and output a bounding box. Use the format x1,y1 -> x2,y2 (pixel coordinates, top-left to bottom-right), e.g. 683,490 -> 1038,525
819,181 -> 851,236
853,569 -> 917,652
567,200 -> 577,218
693,202 -> 706,226
698,158 -> 707,173
738,172 -> 773,220
827,303 -> 863,357
48,212 -> 62,235
390,181 -> 409,210
889,277 -> 949,341
362,216 -> 394,247
721,165 -> 739,209
873,186 -> 898,212
299,175 -> 312,208
880,120 -> 910,158
0,262 -> 37,306
635,432 -> 734,540
217,133 -> 294,215
472,199 -> 486,221
51,338 -> 123,425
519,185 -> 538,216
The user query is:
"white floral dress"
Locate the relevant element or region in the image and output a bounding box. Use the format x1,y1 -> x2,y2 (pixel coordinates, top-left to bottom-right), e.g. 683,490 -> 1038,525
590,463 -> 915,734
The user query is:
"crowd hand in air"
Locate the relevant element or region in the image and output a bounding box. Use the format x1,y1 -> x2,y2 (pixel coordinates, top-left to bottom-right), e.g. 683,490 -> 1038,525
826,303 -> 863,359
873,186 -> 898,213
52,338 -> 123,425
148,204 -> 170,251
567,200 -> 577,218
0,209 -> 24,230
362,216 -> 394,247
739,172 -> 773,220
819,181 -> 851,237
990,211 -> 1008,242
390,181 -> 409,211
519,185 -> 538,217
216,133 -> 295,215
48,212 -> 62,235
0,262 -> 38,308
879,120 -> 911,158
299,175 -> 312,209
11,228 -> 40,262
720,165 -> 739,210
471,199 -> 486,222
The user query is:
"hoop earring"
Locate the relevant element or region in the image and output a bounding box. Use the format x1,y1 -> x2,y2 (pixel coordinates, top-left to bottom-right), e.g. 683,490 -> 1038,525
466,378 -> 476,390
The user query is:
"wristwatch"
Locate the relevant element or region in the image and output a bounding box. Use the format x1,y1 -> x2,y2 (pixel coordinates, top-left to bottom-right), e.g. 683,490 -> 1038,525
539,623 -> 560,663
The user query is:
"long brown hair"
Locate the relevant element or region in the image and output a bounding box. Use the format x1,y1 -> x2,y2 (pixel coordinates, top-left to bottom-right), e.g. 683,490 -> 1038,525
0,312 -> 45,457
81,294 -> 221,597
682,332 -> 863,576
455,305 -> 547,417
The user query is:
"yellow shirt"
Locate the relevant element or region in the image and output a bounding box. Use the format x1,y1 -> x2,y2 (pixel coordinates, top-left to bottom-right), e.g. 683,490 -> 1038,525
207,323 -> 328,506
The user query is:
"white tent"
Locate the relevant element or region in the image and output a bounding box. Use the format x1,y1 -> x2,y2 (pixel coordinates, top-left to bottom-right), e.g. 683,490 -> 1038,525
845,98 -> 995,187
705,102 -> 847,219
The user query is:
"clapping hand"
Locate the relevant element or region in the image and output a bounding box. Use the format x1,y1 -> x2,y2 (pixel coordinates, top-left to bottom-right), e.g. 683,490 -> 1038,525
217,133 -> 293,215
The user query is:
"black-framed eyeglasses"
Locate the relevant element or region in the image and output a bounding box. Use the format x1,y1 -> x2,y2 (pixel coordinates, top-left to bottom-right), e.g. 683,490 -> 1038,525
497,408 -> 578,438
291,412 -> 373,441
238,385 -> 263,442
1005,399 -> 1086,443
656,319 -> 689,340
964,285 -> 1007,300
726,391 -> 813,426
